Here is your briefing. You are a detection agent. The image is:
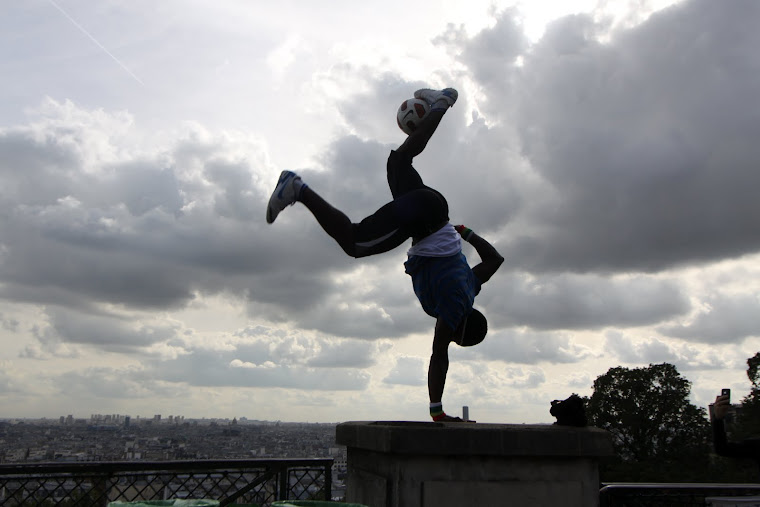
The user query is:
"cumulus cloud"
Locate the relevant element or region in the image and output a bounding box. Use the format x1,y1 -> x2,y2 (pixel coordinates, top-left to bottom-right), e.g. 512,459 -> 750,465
44,307 -> 179,351
0,104 -> 271,311
495,0 -> 760,273
604,330 -> 732,370
449,362 -> 547,393
383,356 -> 426,386
55,367 -> 185,400
659,294 -> 760,343
306,339 -> 378,368
458,328 -> 592,365
0,362 -> 25,394
154,352 -> 370,391
483,271 -> 689,330
2,0 -> 760,422
561,371 -> 595,390
0,312 -> 19,332
0,99 -> 425,343
138,329 -> 374,391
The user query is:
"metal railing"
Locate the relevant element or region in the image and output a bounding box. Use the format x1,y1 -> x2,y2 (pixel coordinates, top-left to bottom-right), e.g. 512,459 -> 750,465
0,458 -> 332,506
600,483 -> 760,506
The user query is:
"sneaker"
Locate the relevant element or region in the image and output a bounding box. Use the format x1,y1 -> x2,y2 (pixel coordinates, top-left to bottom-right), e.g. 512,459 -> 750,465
266,170 -> 301,224
414,88 -> 458,108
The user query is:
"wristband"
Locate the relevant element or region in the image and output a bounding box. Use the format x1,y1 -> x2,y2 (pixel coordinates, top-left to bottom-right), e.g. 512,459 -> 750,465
455,225 -> 474,242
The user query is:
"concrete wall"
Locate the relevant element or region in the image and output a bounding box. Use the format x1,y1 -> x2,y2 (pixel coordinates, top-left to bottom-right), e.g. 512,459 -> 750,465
336,421 -> 614,507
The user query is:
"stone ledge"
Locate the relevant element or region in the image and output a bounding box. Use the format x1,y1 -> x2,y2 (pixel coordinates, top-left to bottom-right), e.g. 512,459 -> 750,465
336,421 -> 614,458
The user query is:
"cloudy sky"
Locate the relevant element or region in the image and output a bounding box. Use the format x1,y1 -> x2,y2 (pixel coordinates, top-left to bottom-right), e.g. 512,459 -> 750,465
2,0 -> 760,424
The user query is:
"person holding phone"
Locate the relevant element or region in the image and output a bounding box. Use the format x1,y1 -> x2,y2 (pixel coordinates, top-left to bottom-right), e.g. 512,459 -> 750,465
712,389 -> 760,467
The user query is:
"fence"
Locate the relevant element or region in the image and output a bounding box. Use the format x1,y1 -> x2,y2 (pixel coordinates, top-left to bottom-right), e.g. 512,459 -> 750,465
0,458 -> 332,506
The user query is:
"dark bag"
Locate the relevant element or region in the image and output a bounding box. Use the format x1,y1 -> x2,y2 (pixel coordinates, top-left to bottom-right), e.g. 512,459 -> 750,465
550,394 -> 588,427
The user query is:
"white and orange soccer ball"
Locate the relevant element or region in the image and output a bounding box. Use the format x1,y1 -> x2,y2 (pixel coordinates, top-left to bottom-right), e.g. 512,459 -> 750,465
396,98 -> 430,135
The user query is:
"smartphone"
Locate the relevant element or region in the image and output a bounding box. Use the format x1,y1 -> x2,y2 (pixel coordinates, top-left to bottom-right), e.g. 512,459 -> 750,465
722,388 -> 731,402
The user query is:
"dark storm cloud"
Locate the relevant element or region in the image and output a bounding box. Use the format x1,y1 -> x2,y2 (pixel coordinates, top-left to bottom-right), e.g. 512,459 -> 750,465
17,304 -> 183,357
0,102 -> 436,347
43,307 -> 178,350
0,110 -> 402,335
308,134 -> 396,221
481,271 -> 689,330
103,163 -> 184,217
455,0 -> 760,273
0,129 -> 79,208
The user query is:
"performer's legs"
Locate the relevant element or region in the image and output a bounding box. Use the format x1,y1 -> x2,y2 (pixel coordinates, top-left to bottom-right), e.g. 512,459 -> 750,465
300,186 -> 447,258
298,187 -> 353,249
384,149 -> 450,240
386,150 -> 426,199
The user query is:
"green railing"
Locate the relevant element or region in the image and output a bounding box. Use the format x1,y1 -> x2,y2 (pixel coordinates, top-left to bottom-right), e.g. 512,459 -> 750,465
0,458 -> 332,506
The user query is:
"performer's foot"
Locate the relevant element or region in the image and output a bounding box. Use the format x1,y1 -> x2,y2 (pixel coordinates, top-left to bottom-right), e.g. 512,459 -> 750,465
435,414 -> 475,423
266,170 -> 303,224
414,88 -> 458,108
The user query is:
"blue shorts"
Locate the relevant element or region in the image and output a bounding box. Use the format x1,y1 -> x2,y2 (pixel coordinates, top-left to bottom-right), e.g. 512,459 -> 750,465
404,253 -> 482,331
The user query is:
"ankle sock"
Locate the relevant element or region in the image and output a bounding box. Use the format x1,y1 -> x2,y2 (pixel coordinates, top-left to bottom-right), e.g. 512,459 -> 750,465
293,178 -> 308,201
430,402 -> 446,421
431,98 -> 450,112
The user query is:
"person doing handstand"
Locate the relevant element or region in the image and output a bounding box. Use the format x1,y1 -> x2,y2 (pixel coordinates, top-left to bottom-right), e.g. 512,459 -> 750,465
266,87 -> 504,422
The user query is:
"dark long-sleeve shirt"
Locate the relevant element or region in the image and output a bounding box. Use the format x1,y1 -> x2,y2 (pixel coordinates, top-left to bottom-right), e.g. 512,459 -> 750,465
713,418 -> 760,462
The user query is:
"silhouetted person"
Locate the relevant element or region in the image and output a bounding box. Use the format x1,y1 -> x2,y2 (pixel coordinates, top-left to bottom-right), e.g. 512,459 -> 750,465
266,88 -> 503,421
712,392 -> 760,468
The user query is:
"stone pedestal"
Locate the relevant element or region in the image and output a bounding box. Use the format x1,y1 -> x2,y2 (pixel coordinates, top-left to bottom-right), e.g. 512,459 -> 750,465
335,421 -> 614,507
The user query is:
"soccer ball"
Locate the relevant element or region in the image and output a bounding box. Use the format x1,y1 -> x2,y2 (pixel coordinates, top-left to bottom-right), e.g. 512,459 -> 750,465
396,98 -> 430,135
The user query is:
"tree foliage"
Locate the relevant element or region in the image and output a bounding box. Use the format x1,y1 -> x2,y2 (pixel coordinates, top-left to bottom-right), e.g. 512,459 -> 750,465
747,352 -> 760,388
587,363 -> 710,481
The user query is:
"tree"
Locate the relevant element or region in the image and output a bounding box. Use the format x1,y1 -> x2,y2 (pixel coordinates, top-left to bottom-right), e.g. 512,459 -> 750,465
587,363 -> 710,481
747,352 -> 760,388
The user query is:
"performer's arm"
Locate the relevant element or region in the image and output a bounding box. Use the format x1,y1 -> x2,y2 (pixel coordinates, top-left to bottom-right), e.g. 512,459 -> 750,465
456,225 -> 504,285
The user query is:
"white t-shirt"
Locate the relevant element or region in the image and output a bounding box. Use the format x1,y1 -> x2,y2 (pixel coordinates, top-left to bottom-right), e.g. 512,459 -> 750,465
407,223 -> 462,257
